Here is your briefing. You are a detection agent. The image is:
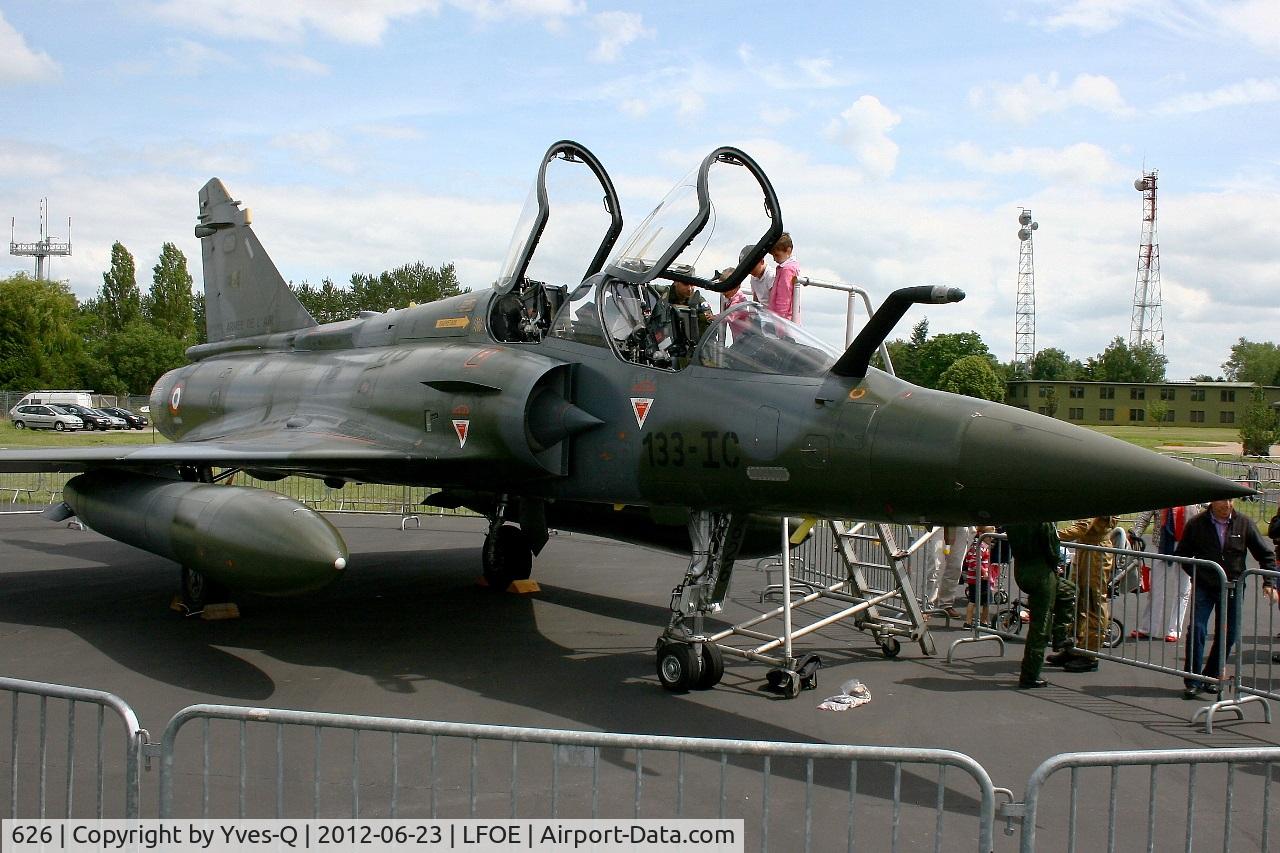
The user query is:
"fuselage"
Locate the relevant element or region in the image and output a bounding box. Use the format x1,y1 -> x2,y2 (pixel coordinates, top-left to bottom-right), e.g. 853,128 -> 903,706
150,290 -> 1249,527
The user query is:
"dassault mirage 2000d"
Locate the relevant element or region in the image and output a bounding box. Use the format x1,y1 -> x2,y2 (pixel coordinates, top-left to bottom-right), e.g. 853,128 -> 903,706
0,140 -> 1250,691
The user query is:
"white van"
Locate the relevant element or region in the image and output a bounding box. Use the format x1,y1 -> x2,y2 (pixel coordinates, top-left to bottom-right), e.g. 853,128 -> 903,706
14,390 -> 95,409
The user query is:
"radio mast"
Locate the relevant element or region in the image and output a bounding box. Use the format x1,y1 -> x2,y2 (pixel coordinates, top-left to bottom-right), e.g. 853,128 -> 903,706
1129,170 -> 1164,352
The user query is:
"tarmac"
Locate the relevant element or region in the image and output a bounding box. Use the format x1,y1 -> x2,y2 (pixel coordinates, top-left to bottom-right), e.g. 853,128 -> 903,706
1,509 -> 1278,847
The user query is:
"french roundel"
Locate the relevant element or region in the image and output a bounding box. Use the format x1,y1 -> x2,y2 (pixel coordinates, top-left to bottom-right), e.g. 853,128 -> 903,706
169,384 -> 183,414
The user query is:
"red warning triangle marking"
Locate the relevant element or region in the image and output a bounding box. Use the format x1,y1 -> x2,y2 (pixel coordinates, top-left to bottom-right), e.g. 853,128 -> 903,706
631,397 -> 653,429
452,419 -> 470,448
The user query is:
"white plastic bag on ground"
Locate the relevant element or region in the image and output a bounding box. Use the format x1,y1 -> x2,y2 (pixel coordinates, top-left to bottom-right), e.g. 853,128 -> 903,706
818,678 -> 871,711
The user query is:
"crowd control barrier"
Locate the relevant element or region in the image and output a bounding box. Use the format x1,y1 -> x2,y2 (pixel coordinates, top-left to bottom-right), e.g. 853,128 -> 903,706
158,704 -> 998,853
11,675 -> 1280,850
1012,746 -> 1280,853
0,676 -> 146,818
1217,566 -> 1280,733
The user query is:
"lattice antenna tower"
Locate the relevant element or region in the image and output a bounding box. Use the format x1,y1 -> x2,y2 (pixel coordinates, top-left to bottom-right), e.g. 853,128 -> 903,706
1129,170 -> 1164,353
10,198 -> 72,281
1014,208 -> 1039,376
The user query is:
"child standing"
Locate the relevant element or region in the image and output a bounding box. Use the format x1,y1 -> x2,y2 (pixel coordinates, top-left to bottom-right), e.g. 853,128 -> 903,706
962,526 -> 998,628
767,232 -> 800,323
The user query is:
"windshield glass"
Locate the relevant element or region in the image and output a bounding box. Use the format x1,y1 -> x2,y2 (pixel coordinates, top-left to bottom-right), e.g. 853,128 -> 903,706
696,303 -> 839,376
607,169 -> 700,279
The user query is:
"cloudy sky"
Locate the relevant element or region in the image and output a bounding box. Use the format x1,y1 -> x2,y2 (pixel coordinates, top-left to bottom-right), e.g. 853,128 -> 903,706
1,0 -> 1277,379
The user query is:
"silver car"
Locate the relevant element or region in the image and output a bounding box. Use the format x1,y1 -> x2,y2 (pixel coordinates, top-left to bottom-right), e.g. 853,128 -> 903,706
91,408 -> 128,429
8,404 -> 85,431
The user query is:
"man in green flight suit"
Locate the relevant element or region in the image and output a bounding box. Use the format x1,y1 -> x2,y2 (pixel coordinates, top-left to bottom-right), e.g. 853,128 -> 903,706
1005,522 -> 1078,688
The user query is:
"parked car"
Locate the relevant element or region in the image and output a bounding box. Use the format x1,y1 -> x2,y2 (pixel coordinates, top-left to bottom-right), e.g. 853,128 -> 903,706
8,404 -> 85,431
92,408 -> 129,429
59,404 -> 115,431
99,406 -> 149,430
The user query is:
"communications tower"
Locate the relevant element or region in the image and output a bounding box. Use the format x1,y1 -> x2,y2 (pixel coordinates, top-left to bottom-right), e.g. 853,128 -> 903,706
9,199 -> 71,281
1014,208 -> 1038,375
1129,170 -> 1163,352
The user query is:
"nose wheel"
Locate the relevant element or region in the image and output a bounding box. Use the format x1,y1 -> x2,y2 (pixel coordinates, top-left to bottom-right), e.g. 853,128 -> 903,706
655,641 -> 724,692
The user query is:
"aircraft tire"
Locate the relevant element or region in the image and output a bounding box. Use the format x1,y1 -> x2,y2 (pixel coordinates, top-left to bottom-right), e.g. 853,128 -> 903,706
656,642 -> 702,692
482,525 -> 533,590
180,566 -> 227,612
693,642 -> 724,690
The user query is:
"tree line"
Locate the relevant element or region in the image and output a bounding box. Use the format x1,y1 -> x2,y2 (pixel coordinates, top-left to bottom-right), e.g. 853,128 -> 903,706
0,242 -> 465,395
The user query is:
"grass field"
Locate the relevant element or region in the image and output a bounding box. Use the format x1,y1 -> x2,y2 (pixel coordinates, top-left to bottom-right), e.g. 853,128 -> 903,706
0,422 -> 165,448
1085,425 -> 1241,452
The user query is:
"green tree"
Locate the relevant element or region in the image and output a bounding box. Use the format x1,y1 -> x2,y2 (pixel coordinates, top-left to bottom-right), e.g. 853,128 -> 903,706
0,273 -> 85,390
192,293 -> 207,345
938,354 -> 1005,402
1190,374 -> 1217,382
145,242 -> 195,341
1146,398 -> 1168,428
1222,339 -> 1280,386
1084,337 -> 1167,383
349,261 -> 464,310
91,321 -> 189,395
1030,347 -> 1084,381
881,319 -> 928,381
1043,388 -> 1060,418
99,241 -> 142,328
1240,387 -> 1280,456
914,331 -> 993,389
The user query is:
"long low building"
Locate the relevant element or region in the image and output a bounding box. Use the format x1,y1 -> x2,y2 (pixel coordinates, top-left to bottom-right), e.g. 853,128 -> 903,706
1005,379 -> 1280,427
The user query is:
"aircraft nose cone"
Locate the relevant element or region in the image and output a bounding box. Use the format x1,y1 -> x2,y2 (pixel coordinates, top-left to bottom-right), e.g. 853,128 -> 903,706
957,407 -> 1252,522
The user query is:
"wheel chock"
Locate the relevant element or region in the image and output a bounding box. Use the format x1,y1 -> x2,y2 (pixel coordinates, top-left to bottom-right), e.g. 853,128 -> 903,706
475,577 -> 540,593
200,603 -> 240,621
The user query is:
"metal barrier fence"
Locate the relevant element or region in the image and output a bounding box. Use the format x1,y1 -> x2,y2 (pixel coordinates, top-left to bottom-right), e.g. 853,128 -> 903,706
157,704 -> 998,853
1014,746 -> 1280,853
1219,566 -> 1280,734
10,676 -> 1280,850
0,676 -> 146,818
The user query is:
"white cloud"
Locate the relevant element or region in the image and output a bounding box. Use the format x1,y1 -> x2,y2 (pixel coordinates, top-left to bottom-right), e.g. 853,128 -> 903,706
164,39 -> 235,76
267,53 -> 331,76
824,96 -> 901,179
1043,0 -> 1155,34
0,141 -> 67,179
1155,77 -> 1280,115
969,72 -> 1133,123
1218,0 -> 1280,55
738,44 -> 850,91
588,11 -> 652,62
355,124 -> 425,141
151,0 -> 444,45
0,11 -> 59,83
269,130 -> 359,174
947,141 -> 1125,186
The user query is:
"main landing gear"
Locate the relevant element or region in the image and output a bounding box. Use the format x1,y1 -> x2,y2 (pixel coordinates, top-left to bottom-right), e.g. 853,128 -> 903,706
482,523 -> 533,590
655,511 -> 745,692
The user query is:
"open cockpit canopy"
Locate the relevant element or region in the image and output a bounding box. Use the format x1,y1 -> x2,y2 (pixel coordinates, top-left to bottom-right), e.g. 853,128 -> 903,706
604,147 -> 782,295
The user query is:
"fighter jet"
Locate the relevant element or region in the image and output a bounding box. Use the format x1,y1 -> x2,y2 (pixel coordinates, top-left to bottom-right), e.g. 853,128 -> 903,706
0,140 -> 1250,691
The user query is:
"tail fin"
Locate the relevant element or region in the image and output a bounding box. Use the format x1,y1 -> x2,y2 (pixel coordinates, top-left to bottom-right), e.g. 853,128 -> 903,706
195,178 -> 317,342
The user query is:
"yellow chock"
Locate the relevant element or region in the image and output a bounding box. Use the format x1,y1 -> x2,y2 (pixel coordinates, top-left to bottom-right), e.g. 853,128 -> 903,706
507,580 -> 540,594
201,603 -> 240,621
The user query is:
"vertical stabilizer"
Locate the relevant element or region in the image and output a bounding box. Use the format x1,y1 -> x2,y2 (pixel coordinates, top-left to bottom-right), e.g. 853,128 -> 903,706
195,179 -> 317,342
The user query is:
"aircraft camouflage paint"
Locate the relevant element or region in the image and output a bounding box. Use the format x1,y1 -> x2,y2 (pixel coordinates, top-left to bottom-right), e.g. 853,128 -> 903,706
0,141 -> 1250,691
